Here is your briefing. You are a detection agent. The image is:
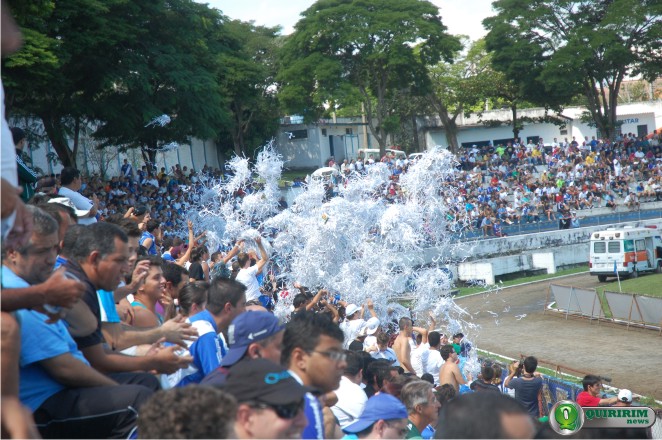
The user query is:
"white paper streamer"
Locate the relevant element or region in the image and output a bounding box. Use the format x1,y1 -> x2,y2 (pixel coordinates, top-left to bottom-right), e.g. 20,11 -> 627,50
190,144 -> 490,377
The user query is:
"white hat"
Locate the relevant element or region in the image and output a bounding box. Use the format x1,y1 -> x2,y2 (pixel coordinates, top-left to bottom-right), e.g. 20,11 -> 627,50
345,304 -> 361,317
618,389 -> 632,403
364,317 -> 380,335
48,197 -> 90,218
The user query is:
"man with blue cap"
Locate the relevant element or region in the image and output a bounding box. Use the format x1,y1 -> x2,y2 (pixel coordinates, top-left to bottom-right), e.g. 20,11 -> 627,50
201,310 -> 285,385
342,393 -> 409,439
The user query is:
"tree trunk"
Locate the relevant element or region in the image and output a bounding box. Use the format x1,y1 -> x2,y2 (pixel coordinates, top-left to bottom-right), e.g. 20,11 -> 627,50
39,112 -> 75,168
358,85 -> 388,156
431,96 -> 461,155
411,113 -> 420,153
511,105 -> 520,140
231,101 -> 245,157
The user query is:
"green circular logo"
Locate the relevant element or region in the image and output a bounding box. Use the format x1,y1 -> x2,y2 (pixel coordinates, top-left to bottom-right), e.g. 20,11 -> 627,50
555,404 -> 579,430
549,401 -> 584,436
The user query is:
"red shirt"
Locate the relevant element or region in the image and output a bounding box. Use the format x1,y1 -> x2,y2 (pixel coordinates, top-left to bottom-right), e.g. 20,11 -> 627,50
577,391 -> 601,407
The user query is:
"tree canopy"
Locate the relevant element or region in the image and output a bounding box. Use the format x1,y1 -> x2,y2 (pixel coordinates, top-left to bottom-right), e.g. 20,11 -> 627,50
278,0 -> 461,156
484,0 -> 662,140
2,0 -> 281,167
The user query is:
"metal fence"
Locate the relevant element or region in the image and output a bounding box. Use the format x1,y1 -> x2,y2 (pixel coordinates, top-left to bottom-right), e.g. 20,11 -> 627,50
460,207 -> 662,240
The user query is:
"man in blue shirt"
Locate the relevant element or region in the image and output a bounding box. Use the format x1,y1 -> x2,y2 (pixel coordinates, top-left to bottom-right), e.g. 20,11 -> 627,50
2,206 -> 159,438
166,278 -> 247,387
282,311 -> 347,439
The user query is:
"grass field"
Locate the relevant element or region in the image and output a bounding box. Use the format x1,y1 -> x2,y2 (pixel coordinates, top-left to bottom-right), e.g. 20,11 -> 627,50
594,273 -> 662,298
456,267 -> 587,297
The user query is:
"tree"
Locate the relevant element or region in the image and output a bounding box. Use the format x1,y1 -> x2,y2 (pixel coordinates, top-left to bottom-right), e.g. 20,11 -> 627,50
217,21 -> 281,157
427,38 -> 495,154
3,0 -> 231,167
88,0 -> 231,166
3,0 -> 132,167
278,0 -> 460,157
484,0 -> 662,140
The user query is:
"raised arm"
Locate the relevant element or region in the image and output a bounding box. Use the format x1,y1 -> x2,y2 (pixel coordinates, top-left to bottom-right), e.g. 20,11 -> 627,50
254,237 -> 270,273
305,289 -> 327,311
176,221 -> 195,266
366,299 -> 377,319
412,326 -> 429,345
222,240 -> 244,264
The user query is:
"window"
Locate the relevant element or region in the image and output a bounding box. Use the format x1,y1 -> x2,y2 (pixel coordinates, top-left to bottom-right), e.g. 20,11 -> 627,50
461,141 -> 491,148
635,239 -> 646,251
608,241 -> 621,253
492,138 -> 515,147
288,129 -> 308,140
637,124 -> 648,138
345,128 -> 353,135
322,129 -> 327,136
624,240 -> 634,252
594,242 -> 606,253
560,129 -> 568,135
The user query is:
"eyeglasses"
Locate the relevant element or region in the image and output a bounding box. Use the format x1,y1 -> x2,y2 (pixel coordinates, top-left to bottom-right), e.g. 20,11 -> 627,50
309,350 -> 347,363
250,400 -> 304,419
384,420 -> 408,437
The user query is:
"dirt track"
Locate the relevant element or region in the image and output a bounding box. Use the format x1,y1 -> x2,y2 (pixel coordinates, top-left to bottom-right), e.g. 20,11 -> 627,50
455,273 -> 662,400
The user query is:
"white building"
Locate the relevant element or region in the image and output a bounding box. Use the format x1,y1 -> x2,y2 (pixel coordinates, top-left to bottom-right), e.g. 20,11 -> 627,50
276,101 -> 662,169
276,115 -> 384,169
422,101 -> 662,149
9,116 -> 221,178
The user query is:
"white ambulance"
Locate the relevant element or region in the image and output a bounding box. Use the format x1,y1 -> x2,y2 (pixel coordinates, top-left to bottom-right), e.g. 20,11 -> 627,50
589,226 -> 662,282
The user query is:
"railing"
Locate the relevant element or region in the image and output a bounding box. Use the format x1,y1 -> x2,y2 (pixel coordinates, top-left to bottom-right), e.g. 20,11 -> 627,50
458,208 -> 662,241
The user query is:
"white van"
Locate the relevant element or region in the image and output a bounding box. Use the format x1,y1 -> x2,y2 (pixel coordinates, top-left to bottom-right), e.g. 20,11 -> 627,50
357,148 -> 406,161
589,226 -> 662,281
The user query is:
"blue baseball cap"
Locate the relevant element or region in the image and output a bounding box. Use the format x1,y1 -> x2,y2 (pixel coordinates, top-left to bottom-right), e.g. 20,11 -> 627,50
343,393 -> 408,433
220,311 -> 285,367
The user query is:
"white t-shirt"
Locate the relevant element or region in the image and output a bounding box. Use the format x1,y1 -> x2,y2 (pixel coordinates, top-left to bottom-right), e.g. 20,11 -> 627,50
58,186 -> 96,225
421,349 -> 444,385
330,376 -> 368,429
411,342 -> 429,377
235,265 -> 260,302
339,319 -> 365,349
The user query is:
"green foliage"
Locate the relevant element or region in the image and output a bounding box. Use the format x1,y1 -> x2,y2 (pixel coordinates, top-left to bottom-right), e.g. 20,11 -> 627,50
3,0 -> 277,167
483,0 -> 662,140
216,20 -> 281,157
278,0 -> 461,154
428,38 -> 505,153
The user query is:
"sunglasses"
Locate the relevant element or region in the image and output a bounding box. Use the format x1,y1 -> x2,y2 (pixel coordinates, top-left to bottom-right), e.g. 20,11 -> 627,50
308,350 -> 347,363
250,400 -> 304,419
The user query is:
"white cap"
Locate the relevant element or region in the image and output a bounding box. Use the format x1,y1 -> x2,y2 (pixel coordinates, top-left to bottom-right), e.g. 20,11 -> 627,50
345,304 -> 360,318
48,197 -> 90,218
618,389 -> 632,403
364,317 -> 380,335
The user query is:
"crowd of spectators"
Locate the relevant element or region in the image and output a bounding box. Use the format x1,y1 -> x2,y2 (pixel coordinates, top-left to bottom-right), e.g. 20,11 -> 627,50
324,133 -> 662,237
2,185 -> 652,438
5,125 -> 662,439
3,3 -> 657,436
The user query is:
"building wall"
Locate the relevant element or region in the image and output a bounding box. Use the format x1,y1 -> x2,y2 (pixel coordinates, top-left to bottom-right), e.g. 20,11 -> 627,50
13,117 -> 220,178
424,101 -> 662,149
276,118 -> 383,169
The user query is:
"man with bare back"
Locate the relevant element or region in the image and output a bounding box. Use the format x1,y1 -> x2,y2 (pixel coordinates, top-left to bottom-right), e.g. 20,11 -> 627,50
439,345 -> 471,392
393,317 -> 416,374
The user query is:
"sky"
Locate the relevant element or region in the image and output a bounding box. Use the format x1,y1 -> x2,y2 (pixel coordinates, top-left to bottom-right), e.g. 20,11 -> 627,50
202,0 -> 496,42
